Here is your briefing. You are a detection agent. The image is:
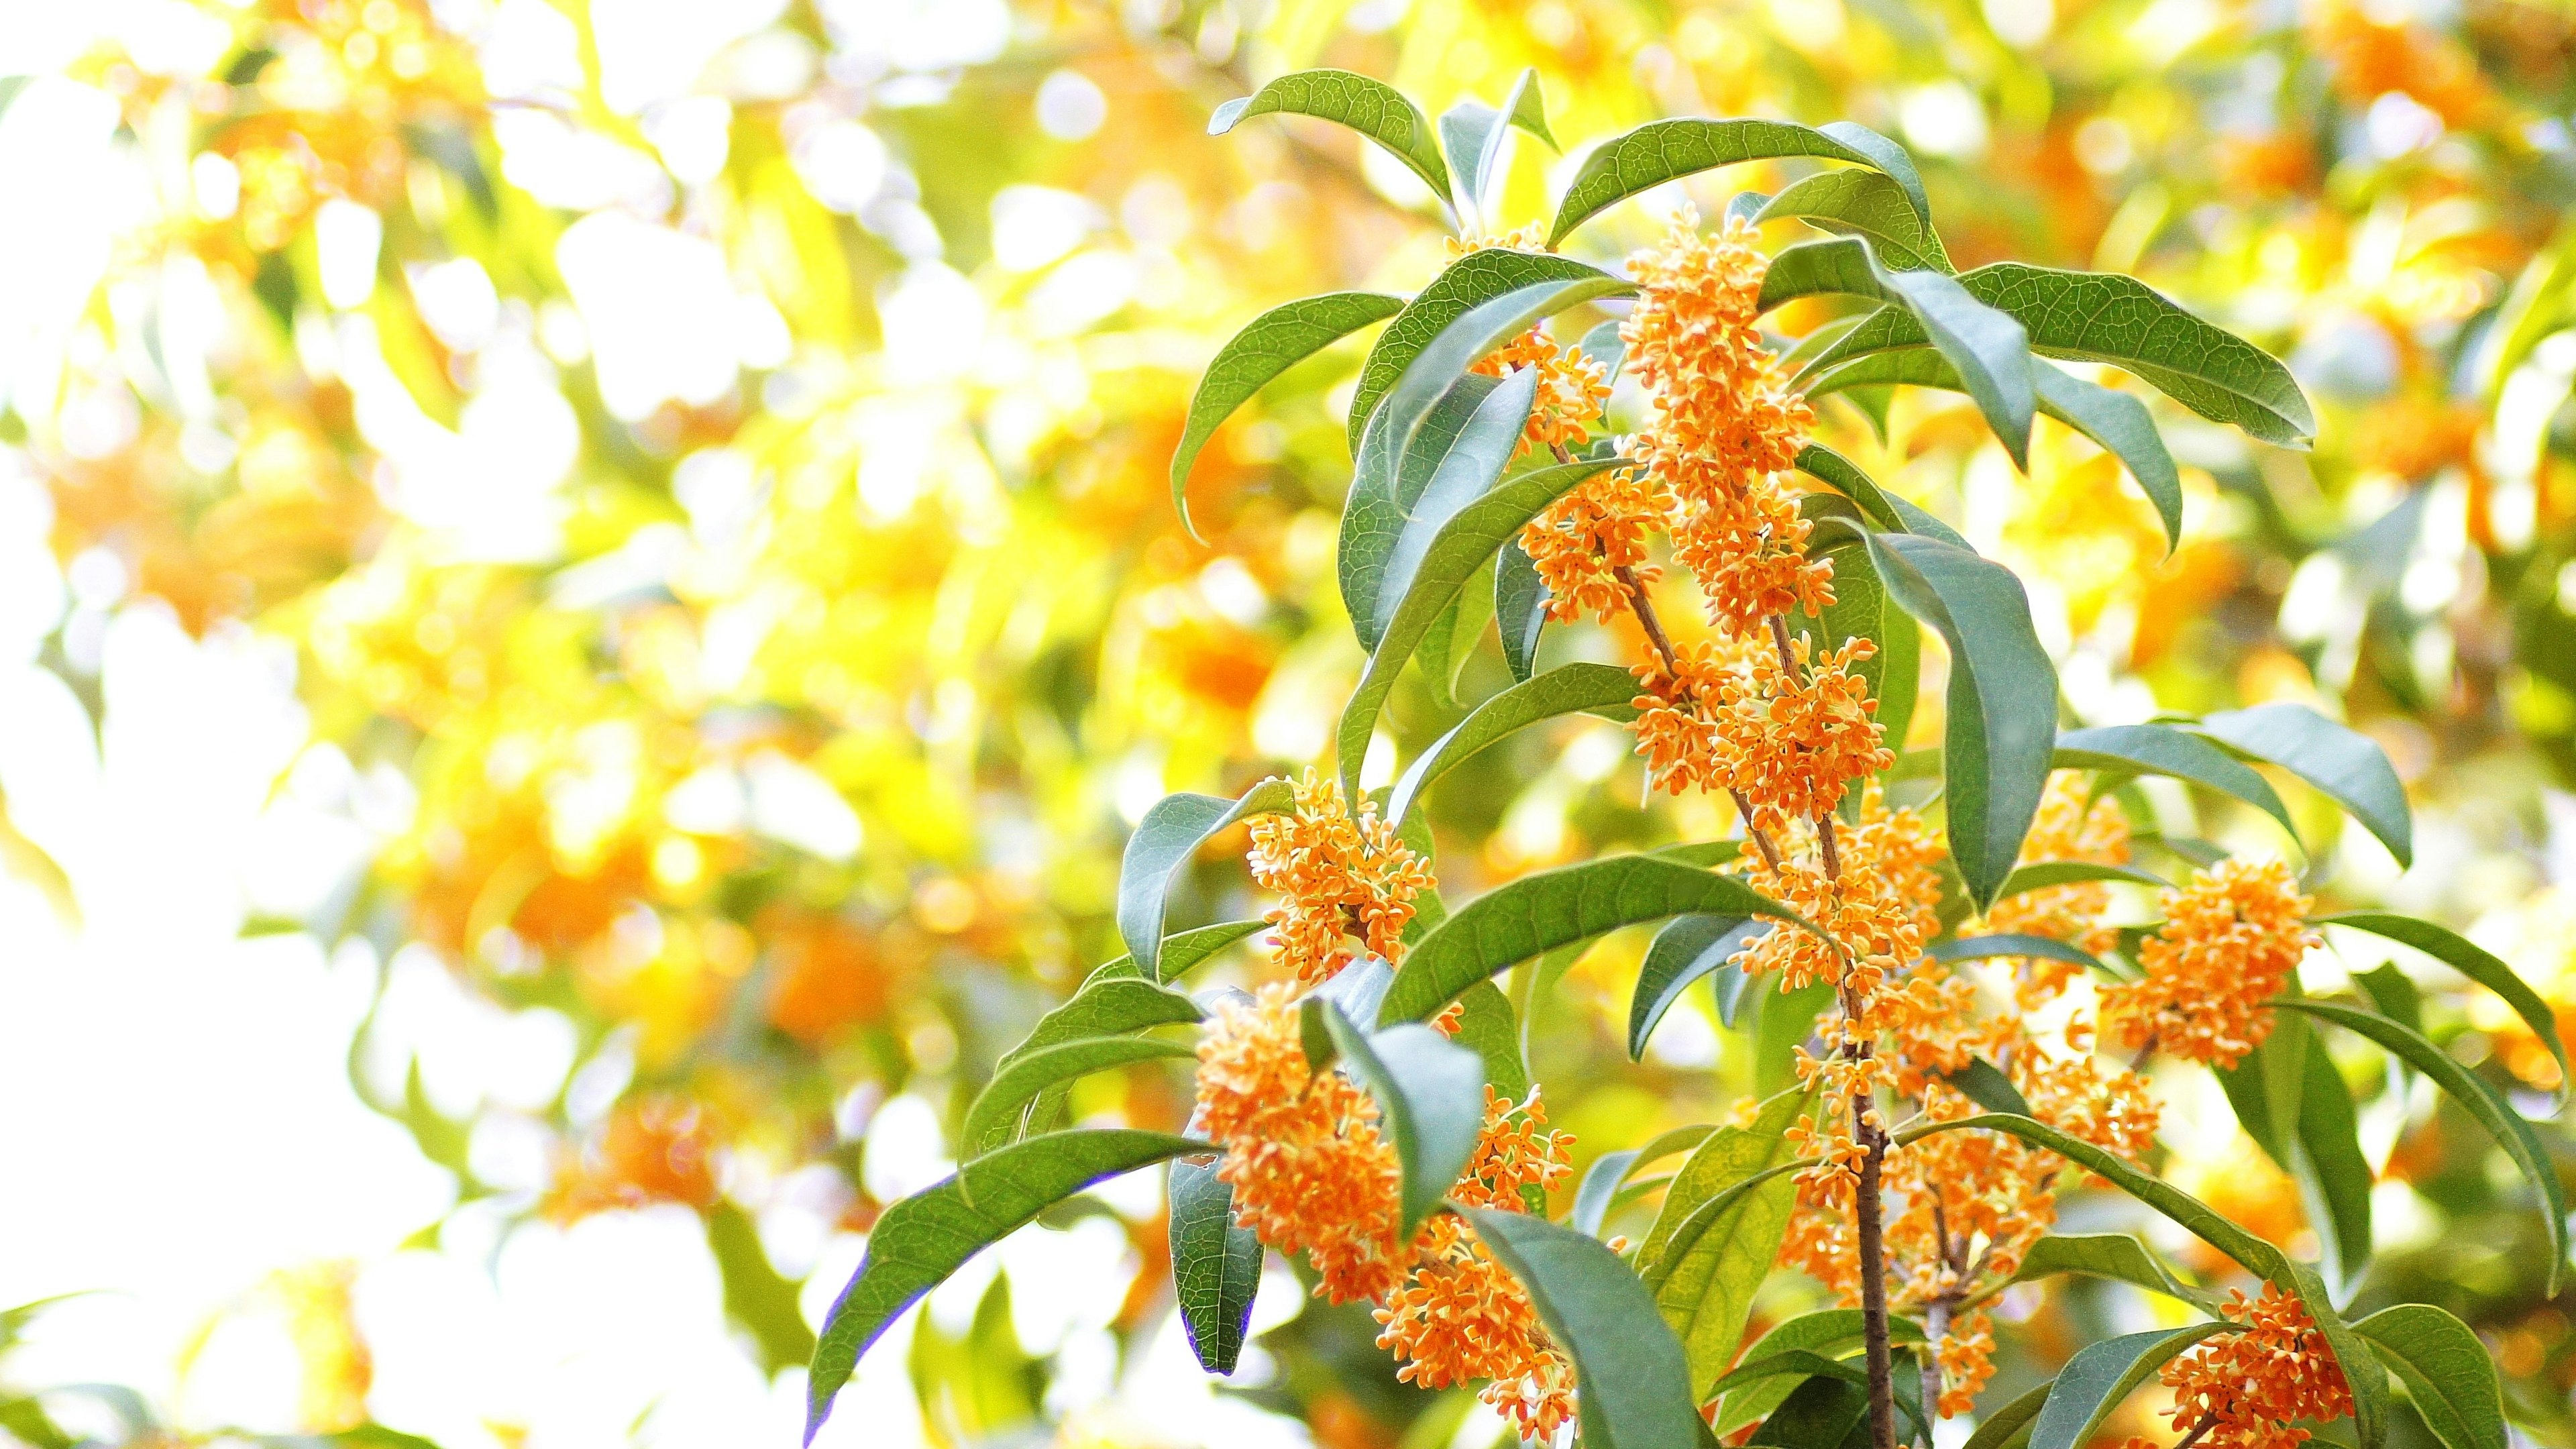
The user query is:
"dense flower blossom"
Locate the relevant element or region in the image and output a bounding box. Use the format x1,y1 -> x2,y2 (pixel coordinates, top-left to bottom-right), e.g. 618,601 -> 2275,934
1246,770 -> 1436,985
1711,637 -> 1892,831
2103,857 -> 2316,1067
1377,1087 -> 1578,1442
1984,771 -> 2132,1003
1193,984 -> 1407,1303
1473,326 -> 1613,452
1520,466 -> 1675,624
2128,1283 -> 2354,1449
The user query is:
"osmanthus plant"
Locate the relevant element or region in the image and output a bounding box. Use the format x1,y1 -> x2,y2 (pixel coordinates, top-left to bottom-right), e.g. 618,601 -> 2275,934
804,70 -> 2562,1449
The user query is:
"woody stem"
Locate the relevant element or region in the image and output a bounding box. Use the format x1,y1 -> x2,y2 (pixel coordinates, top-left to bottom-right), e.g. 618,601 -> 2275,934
1615,563 -> 1682,676
2173,1417 -> 2217,1449
1855,1089 -> 1899,1449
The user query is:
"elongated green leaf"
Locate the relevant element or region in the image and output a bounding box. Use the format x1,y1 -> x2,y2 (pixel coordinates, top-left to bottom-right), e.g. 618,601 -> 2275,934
1574,1149 -> 1642,1238
2353,1305 -> 2506,1449
2189,704 -> 2412,867
1748,1371 -> 1868,1448
1169,1153 -> 1263,1374
1495,536 -> 1549,682
1757,167 -> 1950,272
1790,534 -> 1899,763
1380,853 -> 1817,1025
806,1130 -> 1204,1442
1762,238 -> 2034,462
1815,121 -> 1931,225
1440,69 -> 1554,217
1450,979 -> 1530,1099
1711,1309 -> 1929,1435
1320,1006 -> 1486,1234
1927,933 -> 2112,975
1550,117 -> 1927,246
1629,914 -> 1761,1060
1792,443 -> 1970,551
1338,460 -> 1615,794
2279,999 -> 2567,1293
1118,780 -> 1296,979
1859,531 -> 2059,910
1349,251 -> 1622,450
2318,912 -> 2567,1093
1961,1381 -> 2050,1449
1996,859 -> 2169,895
1940,1057 -> 2033,1116
1465,1208 -> 1712,1449
1171,291 -> 1404,539
2056,723 -> 2297,844
1392,662 -> 1638,824
1085,919 -> 1268,985
1362,368 -> 1539,648
961,1037 -> 1196,1155
2296,1038 -> 2375,1291
1000,980 -> 1203,1073
1807,263 -> 2314,445
1638,1089 -> 1809,1399
1342,371 -> 1501,646
1897,1116 -> 2389,1447
2029,364 -> 2184,550
1990,1232 -> 2214,1308
1414,555 -> 1495,710
1210,69 -> 1449,201
2030,1324 -> 2233,1449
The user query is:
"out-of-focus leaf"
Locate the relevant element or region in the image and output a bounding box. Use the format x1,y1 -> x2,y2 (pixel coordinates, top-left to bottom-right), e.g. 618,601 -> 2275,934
806,1130 -> 1203,1443
1628,914 -> 1760,1061
2027,1324 -> 2233,1449
1169,291 -> 1403,539
1169,1153 -> 1263,1375
2189,704 -> 2412,866
1116,780 -> 1295,980
1438,68 -> 1552,217
1960,1381 -> 2050,1449
1994,860 -> 2169,894
1464,1208 -> 1713,1449
2278,1000 -> 2566,1293
1209,69 -> 1450,201
2318,912 -> 2567,1095
1318,1002 -> 1486,1234
2353,1304 -> 2507,1449
1550,117 -> 1927,246
708,1201 -> 817,1375
1379,853 -> 1817,1025
1938,1057 -> 2032,1116
1391,661 -> 1638,824
1927,934 -> 2112,976
1757,168 -> 1950,272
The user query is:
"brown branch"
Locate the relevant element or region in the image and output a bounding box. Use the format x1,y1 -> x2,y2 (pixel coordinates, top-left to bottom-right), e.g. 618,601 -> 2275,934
1854,1093 -> 1900,1449
1616,564 -> 1682,678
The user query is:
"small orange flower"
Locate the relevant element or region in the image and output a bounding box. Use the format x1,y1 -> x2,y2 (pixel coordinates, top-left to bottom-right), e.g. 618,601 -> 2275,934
1711,637 -> 1892,833
1520,466 -> 1675,624
1194,984 -> 1407,1303
2102,858 -> 2316,1068
1246,770 -> 1436,985
2134,1283 -> 2353,1449
1662,455 -> 1835,638
1985,771 -> 2131,1005
1473,327 -> 1613,452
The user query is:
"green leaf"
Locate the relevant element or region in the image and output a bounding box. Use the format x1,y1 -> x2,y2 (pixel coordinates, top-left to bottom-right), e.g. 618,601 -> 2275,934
1960,1381 -> 2050,1449
1438,68 -> 1554,217
2188,704 -> 2412,867
999,978 -> 1203,1070
1319,1004 -> 1487,1234
1807,263 -> 2315,446
2055,723 -> 2298,845
1171,291 -> 1405,540
1414,555 -> 1496,710
1359,368 -> 1540,649
1756,167 -> 1951,272
1574,1148 -> 1643,1237
1393,661 -> 1638,824
1898,1114 -> 2390,1448
1761,238 -> 2035,462
1379,853 -> 1818,1025
2318,912 -> 2568,1095
1939,1057 -> 2033,1116
1789,533 -> 1907,769
1748,1371 -> 1869,1448
2294,1038 -> 2375,1291
1926,933 -> 2112,976
1464,1208 -> 1713,1449
2352,1305 -> 2507,1449
1815,121 -> 1932,227
708,1201 -> 818,1375
1711,1309 -> 1929,1436
1495,536 -> 1549,682
1858,530 -> 2059,911
1337,459 -> 1616,794
1117,780 -> 1296,980
1629,914 -> 1762,1061
1550,117 -> 1927,246
961,1036 -> 1197,1155
1450,978 -> 1531,1099
1210,69 -> 1450,202
1707,1352 -> 1934,1446
1342,371 -> 1502,647
1995,859 -> 2169,895
1085,919 -> 1268,984
2029,1324 -> 2233,1449
2278,999 -> 2568,1293
1168,1153 -> 1263,1374
1990,1232 -> 2214,1308
806,1130 -> 1205,1442
2027,364 -> 2184,551
1638,1088 -> 1810,1399
1348,250 -> 1623,451
1581,315 -> 1625,383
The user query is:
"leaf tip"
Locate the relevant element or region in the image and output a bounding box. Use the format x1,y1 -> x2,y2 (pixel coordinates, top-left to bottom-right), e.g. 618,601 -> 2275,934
1208,97 -> 1249,136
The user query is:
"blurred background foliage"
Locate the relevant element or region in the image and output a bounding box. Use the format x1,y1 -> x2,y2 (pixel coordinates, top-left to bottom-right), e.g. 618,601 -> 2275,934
8,0 -> 2576,1446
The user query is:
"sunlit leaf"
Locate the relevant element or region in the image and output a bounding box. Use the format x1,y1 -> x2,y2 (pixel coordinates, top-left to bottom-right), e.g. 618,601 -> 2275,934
2055,723 -> 2298,844
2353,1305 -> 2507,1449
1349,252 -> 1624,451
2028,1324 -> 2233,1449
2189,704 -> 2412,866
1317,1002 -> 1485,1234
1116,780 -> 1296,981
1464,1208 -> 1713,1449
1169,1153 -> 1263,1375
1391,661 -> 1638,824
1550,117 -> 1927,246
961,1036 -> 1196,1155
1756,167 -> 1950,272
1170,291 -> 1404,539
2317,912 -> 2567,1094
1629,913 -> 1760,1061
1210,69 -> 1450,201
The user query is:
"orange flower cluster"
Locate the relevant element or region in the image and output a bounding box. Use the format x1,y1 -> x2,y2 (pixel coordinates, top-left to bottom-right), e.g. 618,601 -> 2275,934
1377,1087 -> 1578,1442
1193,984 -> 1407,1303
1628,635 -> 1889,826
2129,1284 -> 2353,1449
1245,771 -> 1436,984
2103,858 -> 2316,1068
1737,787 -> 1947,1016
1473,327 -> 1613,452
1985,771 -> 2132,1004
1622,211 -> 1830,640
1521,466 -> 1674,623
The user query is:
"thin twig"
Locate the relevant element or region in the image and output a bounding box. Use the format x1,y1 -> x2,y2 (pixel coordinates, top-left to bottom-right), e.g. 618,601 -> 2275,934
1617,564 -> 1682,677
